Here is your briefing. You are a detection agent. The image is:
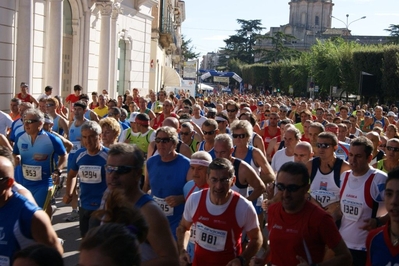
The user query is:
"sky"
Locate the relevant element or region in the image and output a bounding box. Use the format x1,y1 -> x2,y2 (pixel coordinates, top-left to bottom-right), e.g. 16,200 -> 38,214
181,0 -> 399,57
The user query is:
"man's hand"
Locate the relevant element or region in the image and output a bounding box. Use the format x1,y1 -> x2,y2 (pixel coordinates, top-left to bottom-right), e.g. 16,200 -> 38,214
165,195 -> 184,207
226,257 -> 243,266
179,249 -> 191,266
296,255 -> 310,266
360,218 -> 377,231
62,194 -> 72,204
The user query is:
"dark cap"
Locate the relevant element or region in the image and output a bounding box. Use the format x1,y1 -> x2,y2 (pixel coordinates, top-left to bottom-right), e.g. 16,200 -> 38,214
136,113 -> 150,122
364,111 -> 372,117
257,101 -> 264,106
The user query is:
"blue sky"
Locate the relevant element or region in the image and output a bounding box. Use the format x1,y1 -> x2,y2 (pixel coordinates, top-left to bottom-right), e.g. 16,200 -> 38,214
181,0 -> 399,56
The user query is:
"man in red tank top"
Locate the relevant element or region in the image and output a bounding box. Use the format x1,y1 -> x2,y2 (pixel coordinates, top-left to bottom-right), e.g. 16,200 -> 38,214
262,112 -> 281,150
177,158 -> 262,266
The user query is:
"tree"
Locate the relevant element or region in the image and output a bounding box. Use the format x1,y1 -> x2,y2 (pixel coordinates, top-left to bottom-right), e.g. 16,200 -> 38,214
257,31 -> 300,62
222,19 -> 266,64
181,35 -> 200,60
385,24 -> 399,44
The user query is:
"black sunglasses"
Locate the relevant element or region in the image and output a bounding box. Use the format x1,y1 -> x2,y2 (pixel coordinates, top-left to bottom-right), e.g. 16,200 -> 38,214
155,137 -> 173,143
105,165 -> 136,175
46,104 -> 55,107
316,143 -> 332,149
24,119 -> 40,124
276,183 -> 307,193
180,132 -> 191,136
203,130 -> 215,135
387,146 -> 399,152
226,109 -> 237,113
232,133 -> 247,139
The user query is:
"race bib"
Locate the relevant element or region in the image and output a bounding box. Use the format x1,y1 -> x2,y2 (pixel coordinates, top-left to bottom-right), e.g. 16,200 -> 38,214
189,223 -> 196,244
310,190 -> 338,208
153,196 -> 174,216
79,165 -> 102,184
0,255 -> 10,266
71,141 -> 81,154
22,164 -> 42,181
196,222 -> 227,251
341,199 -> 363,221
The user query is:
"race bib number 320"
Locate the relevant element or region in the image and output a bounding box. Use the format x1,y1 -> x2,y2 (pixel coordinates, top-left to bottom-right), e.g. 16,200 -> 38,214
196,222 -> 227,251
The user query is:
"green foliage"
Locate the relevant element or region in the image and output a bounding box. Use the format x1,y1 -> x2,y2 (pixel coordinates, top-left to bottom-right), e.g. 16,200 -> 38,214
222,19 -> 265,64
385,24 -> 399,44
181,35 -> 200,60
234,36 -> 399,101
257,31 -> 301,62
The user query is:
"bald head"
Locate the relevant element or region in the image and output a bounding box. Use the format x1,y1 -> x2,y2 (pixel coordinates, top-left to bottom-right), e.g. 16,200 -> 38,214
366,131 -> 380,150
294,142 -> 314,164
162,117 -> 179,129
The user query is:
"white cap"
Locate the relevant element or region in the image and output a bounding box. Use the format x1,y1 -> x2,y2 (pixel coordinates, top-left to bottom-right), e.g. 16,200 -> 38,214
387,111 -> 397,118
129,112 -> 139,123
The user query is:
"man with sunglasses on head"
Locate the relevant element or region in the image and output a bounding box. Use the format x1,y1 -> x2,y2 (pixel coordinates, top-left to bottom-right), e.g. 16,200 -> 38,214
63,121 -> 108,237
13,108 -> 67,213
178,158 -> 262,266
144,126 -> 191,240
265,162 -> 352,266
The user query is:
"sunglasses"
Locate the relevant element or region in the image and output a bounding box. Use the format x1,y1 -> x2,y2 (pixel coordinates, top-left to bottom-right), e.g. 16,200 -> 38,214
276,183 -> 307,193
316,143 -> 332,149
155,137 -> 173,143
226,109 -> 237,113
180,132 -> 191,136
105,165 -> 136,175
232,133 -> 247,139
379,144 -> 387,148
46,104 -> 55,107
203,130 -> 215,135
0,176 -> 9,182
24,119 -> 40,124
217,120 -> 225,123
387,146 -> 399,152
209,177 -> 232,184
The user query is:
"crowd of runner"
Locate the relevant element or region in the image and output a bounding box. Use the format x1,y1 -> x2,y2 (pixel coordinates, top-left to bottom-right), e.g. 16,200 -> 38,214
1,82 -> 399,265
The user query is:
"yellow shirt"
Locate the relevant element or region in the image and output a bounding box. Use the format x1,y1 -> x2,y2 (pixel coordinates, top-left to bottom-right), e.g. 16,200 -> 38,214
93,106 -> 108,118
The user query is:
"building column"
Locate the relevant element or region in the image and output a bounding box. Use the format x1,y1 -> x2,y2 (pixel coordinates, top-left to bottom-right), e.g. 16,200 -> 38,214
110,3 -> 121,98
15,0 -> 34,91
96,2 -> 113,94
46,0 -> 63,96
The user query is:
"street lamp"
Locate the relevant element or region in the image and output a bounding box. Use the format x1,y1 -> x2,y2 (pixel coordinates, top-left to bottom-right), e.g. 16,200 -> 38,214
331,14 -> 366,36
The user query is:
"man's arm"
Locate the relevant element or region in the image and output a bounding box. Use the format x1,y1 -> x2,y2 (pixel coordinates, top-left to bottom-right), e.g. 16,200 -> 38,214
227,227 -> 262,266
239,161 -> 265,201
176,217 -> 193,263
253,134 -> 266,156
142,166 -> 150,193
62,169 -> 78,204
31,210 -> 63,255
141,201 -> 179,266
59,117 -> 70,138
90,111 -> 100,123
179,142 -> 192,158
253,148 -> 275,184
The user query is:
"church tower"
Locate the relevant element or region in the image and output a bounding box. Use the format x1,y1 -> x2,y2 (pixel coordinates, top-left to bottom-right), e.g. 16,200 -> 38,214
288,0 -> 334,34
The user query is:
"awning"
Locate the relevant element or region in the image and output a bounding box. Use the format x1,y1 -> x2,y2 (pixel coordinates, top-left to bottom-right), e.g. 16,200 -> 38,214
163,66 -> 182,87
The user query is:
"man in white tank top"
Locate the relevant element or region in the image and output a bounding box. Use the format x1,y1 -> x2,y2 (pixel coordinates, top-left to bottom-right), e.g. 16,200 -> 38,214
339,136 -> 388,266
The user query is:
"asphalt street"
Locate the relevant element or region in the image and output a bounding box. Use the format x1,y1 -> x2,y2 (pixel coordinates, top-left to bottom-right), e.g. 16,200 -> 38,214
52,188 -> 80,266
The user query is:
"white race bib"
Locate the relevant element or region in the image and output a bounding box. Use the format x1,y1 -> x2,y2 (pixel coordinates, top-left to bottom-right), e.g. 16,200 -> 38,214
310,190 -> 338,208
79,165 -> 102,184
71,141 -> 81,154
196,222 -> 227,251
0,255 -> 10,266
22,164 -> 42,181
153,196 -> 174,216
341,199 -> 363,222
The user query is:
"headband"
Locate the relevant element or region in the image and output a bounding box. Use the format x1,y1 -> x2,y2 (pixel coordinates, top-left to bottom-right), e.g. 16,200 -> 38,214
190,159 -> 211,167
135,119 -> 150,126
215,117 -> 227,122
